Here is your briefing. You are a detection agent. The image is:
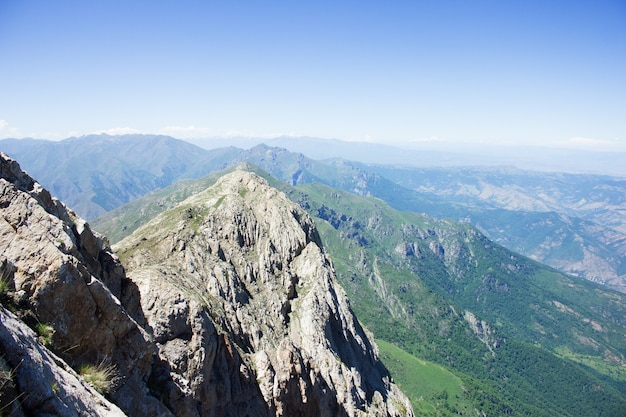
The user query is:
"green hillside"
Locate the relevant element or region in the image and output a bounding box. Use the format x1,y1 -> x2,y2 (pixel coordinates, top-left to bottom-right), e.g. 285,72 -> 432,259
377,340 -> 476,416
288,182 -> 626,416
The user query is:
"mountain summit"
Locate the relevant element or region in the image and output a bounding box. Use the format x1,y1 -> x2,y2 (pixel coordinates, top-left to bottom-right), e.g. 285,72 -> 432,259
0,153 -> 411,416
114,169 -> 412,416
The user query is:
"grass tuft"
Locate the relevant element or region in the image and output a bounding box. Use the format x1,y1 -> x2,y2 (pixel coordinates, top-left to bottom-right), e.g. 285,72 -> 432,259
0,279 -> 9,296
79,361 -> 118,395
35,323 -> 54,347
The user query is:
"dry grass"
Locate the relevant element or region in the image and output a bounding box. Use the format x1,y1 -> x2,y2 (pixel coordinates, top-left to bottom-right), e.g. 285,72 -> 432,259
79,361 -> 118,395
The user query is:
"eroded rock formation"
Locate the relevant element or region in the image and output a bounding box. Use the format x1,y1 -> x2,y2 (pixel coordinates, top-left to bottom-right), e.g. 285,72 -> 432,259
0,153 -> 412,416
116,170 -> 412,416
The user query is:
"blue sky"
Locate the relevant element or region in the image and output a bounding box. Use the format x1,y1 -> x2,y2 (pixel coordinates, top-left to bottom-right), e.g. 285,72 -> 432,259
1,0 -> 625,151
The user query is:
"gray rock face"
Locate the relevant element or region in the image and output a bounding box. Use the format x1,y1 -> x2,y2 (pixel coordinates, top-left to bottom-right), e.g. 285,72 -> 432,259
116,170 -> 413,416
0,306 -> 126,416
0,152 -> 412,416
0,152 -> 171,416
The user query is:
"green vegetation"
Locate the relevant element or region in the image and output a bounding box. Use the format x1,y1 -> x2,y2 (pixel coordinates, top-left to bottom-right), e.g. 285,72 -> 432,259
214,195 -> 226,208
0,359 -> 10,389
0,260 -> 14,306
0,356 -> 22,417
79,362 -> 118,395
377,340 -> 476,416
555,345 -> 626,383
0,279 -> 9,297
35,322 -> 54,347
0,271 -> 18,313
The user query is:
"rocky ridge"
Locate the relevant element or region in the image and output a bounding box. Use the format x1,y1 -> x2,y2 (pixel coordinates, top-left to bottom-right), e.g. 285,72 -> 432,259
0,152 -> 412,416
115,169 -> 412,416
0,152 -> 170,415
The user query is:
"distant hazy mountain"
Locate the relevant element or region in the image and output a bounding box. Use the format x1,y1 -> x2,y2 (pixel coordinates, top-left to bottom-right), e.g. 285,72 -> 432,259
0,134 -> 240,219
264,136 -> 626,176
3,134 -> 624,291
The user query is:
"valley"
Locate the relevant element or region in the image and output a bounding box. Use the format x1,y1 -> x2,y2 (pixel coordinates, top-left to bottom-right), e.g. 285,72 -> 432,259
3,134 -> 624,292
2,134 -> 626,416
93,160 -> 626,416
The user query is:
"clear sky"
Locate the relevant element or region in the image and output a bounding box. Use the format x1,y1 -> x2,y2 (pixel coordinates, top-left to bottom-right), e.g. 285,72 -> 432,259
1,0 -> 625,151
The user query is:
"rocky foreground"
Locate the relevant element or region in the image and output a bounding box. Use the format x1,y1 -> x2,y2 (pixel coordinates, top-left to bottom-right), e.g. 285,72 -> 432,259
0,152 -> 412,416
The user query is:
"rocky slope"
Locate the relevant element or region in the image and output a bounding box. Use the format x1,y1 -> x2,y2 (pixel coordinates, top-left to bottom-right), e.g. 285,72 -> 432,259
0,305 -> 127,416
0,153 -> 412,416
114,169 -> 412,417
0,152 -> 170,415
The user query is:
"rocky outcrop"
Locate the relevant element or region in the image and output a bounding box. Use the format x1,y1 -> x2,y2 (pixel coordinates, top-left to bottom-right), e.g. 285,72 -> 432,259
0,152 -> 170,415
0,305 -> 126,416
116,170 -> 413,416
0,153 -> 412,416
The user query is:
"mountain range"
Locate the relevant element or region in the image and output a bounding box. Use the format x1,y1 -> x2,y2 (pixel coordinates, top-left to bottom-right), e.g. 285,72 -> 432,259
190,135 -> 626,177
2,134 -> 624,292
1,134 -> 625,415
0,153 -> 411,416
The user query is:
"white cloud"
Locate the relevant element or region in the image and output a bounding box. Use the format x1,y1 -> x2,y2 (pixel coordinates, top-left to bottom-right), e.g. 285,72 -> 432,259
92,127 -> 143,136
547,137 -> 626,151
0,119 -> 21,137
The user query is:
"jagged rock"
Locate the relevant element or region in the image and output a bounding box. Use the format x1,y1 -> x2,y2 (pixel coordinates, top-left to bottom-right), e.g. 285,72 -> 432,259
463,311 -> 500,354
0,153 -> 412,416
116,170 -> 413,416
0,306 -> 126,416
0,153 -> 171,416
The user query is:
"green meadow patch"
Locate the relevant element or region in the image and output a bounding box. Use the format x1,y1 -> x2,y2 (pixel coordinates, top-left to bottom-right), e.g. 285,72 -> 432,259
377,339 -> 476,416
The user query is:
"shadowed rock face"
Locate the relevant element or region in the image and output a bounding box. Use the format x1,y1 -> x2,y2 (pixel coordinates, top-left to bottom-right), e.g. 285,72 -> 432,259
0,305 -> 127,417
0,153 -> 412,416
0,152 -> 171,416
